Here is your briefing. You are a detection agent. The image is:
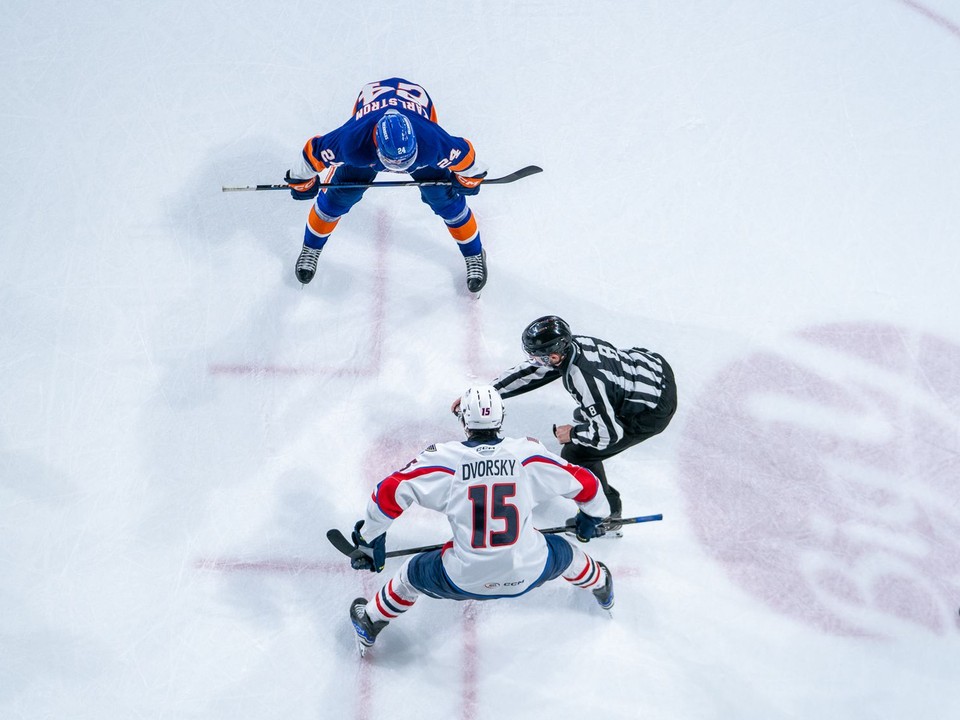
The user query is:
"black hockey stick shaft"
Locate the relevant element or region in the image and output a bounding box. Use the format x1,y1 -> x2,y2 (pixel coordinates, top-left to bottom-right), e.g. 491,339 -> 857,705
221,165 -> 542,192
327,513 -> 663,560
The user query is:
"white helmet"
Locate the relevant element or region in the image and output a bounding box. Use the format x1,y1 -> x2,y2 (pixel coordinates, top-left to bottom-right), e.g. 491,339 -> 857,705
459,385 -> 505,431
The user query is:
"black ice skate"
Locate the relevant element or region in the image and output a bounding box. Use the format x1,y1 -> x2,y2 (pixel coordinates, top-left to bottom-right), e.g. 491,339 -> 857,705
295,245 -> 322,284
603,492 -> 624,536
604,509 -> 623,537
349,598 -> 388,656
592,561 -> 615,611
464,249 -> 487,293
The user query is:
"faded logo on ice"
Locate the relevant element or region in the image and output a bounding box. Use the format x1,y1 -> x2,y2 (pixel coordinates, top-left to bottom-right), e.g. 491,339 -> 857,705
678,323 -> 960,636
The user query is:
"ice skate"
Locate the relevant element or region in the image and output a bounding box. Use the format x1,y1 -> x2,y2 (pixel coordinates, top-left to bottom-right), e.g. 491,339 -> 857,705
464,249 -> 487,294
295,245 -> 322,285
604,509 -> 623,538
592,561 -> 615,612
349,598 -> 387,656
602,493 -> 624,537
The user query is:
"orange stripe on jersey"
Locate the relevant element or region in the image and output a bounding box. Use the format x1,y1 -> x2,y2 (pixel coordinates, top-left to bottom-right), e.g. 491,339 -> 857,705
447,213 -> 478,242
448,140 -> 476,173
307,207 -> 339,237
429,105 -> 438,123
303,138 -> 327,173
321,165 -> 337,184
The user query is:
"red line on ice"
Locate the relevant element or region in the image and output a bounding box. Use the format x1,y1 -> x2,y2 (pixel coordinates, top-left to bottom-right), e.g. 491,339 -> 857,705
193,558 -> 350,574
197,555 -> 643,717
460,602 -> 480,720
898,0 -> 960,39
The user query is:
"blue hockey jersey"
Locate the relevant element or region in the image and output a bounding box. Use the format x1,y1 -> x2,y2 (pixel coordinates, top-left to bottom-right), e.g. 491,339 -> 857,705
297,78 -> 480,176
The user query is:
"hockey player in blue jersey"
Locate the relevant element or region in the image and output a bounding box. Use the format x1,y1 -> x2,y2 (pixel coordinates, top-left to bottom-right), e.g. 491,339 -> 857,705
284,78 -> 489,292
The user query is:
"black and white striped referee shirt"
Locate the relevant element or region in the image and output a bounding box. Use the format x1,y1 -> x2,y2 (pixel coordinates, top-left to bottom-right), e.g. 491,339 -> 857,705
491,335 -> 667,451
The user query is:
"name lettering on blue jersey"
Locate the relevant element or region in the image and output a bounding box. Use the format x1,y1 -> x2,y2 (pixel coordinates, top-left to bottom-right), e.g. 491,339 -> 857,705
354,80 -> 433,121
355,97 -> 431,121
462,459 -> 517,481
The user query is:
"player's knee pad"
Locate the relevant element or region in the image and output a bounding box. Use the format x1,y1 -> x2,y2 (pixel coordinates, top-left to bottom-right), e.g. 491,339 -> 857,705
419,185 -> 466,219
316,186 -> 368,217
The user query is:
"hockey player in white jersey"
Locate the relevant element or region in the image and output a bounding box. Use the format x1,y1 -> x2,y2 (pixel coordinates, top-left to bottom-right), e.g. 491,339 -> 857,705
347,385 -> 615,654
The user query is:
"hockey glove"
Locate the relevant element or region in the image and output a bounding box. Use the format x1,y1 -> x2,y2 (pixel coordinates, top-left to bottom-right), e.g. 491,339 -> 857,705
284,170 -> 319,201
574,510 -> 606,543
451,171 -> 486,196
350,520 -> 386,572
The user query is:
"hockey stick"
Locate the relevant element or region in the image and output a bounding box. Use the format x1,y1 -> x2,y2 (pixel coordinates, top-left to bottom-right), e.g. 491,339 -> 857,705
221,165 -> 542,192
327,513 -> 663,560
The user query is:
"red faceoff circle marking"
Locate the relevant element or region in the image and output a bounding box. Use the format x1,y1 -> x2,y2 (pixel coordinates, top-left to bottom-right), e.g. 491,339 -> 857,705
678,323 -> 960,636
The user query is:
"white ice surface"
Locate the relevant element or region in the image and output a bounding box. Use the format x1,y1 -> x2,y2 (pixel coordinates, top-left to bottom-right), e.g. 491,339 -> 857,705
2,2 -> 959,718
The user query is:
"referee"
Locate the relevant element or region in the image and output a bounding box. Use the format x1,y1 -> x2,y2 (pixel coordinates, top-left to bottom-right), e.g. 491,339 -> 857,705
482,316 -> 677,525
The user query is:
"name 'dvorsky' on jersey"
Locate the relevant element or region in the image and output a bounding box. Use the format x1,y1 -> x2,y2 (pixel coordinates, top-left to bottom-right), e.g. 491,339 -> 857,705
461,459 -> 517,481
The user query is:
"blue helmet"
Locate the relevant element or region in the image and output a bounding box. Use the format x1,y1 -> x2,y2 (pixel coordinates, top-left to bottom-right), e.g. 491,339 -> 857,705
375,110 -> 418,171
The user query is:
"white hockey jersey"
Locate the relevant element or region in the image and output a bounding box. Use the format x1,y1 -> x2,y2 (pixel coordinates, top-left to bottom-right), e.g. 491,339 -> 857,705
360,435 -> 610,597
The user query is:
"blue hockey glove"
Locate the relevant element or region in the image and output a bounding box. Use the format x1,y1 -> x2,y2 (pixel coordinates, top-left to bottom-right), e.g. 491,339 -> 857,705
452,171 -> 486,196
284,170 -> 319,200
350,520 -> 386,572
574,510 -> 605,543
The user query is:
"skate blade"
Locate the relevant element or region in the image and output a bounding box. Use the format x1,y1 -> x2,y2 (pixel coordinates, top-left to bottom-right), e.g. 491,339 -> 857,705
354,634 -> 368,657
